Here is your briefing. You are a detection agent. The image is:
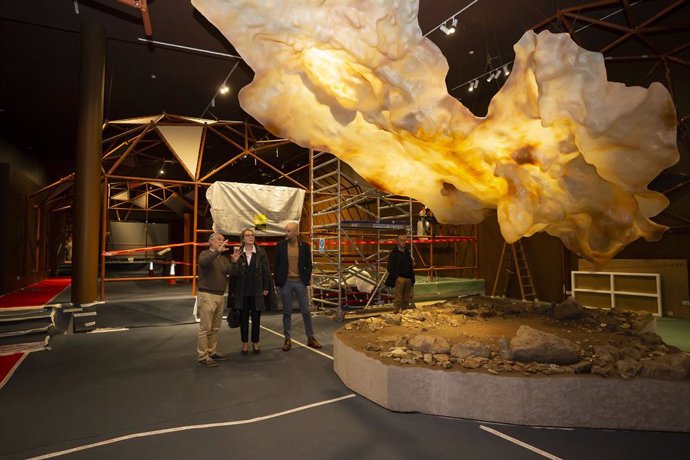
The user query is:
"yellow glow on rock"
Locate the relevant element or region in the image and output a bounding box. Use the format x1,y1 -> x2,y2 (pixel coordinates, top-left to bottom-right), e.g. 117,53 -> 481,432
303,48 -> 359,104
193,0 -> 679,263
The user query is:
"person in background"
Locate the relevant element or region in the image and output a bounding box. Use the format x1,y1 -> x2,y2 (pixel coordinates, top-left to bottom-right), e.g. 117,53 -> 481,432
228,228 -> 271,355
196,232 -> 233,367
385,234 -> 416,314
274,222 -> 322,351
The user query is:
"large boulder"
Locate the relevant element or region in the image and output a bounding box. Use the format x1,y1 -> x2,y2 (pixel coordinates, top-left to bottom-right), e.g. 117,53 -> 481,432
450,340 -> 492,359
408,334 -> 451,354
552,296 -> 585,320
507,325 -> 581,365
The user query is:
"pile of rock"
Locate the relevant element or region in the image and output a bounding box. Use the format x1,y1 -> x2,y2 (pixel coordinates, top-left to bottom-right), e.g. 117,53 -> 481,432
343,297 -> 690,381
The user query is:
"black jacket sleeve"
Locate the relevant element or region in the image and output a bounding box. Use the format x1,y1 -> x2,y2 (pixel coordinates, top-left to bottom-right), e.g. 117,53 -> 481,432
302,242 -> 313,285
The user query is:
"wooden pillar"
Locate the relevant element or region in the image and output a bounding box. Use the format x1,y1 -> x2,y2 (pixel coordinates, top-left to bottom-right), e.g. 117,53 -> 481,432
72,21 -> 105,305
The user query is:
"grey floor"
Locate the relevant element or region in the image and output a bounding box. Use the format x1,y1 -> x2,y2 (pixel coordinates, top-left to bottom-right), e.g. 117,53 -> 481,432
1,311 -> 690,459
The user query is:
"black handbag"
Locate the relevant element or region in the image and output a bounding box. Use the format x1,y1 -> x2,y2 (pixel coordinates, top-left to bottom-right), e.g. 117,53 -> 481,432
226,293 -> 240,328
227,308 -> 240,328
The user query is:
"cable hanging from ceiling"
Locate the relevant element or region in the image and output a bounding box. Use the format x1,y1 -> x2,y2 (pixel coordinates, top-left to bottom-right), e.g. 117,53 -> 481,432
201,60 -> 241,118
452,0 -> 642,95
423,0 -> 481,37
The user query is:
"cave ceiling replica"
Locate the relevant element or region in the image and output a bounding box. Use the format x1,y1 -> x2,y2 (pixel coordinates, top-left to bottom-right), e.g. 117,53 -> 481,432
192,0 -> 679,264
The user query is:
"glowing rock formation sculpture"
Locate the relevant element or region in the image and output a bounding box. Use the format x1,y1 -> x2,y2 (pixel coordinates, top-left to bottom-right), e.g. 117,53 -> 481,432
192,0 -> 679,263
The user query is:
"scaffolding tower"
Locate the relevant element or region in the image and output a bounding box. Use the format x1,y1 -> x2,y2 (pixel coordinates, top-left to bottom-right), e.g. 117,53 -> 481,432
309,151 -> 413,320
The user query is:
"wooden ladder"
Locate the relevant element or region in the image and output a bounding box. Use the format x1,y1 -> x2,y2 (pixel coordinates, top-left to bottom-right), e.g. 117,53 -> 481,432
491,240 -> 537,301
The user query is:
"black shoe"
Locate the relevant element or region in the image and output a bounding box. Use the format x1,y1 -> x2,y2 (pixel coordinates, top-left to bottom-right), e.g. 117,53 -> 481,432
197,357 -> 218,368
282,338 -> 292,351
209,353 -> 228,361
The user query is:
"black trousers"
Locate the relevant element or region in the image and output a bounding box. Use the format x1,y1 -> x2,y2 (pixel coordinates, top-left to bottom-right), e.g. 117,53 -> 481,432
240,296 -> 261,343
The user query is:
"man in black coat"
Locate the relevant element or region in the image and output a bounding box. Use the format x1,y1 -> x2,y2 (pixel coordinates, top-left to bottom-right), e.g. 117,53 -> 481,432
385,234 -> 416,313
274,222 -> 322,351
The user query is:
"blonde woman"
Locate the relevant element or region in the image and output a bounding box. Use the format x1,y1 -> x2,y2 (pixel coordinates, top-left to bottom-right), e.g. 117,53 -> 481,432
228,228 -> 271,354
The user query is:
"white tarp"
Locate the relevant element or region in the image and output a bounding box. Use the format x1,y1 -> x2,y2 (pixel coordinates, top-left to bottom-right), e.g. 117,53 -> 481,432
206,182 -> 305,236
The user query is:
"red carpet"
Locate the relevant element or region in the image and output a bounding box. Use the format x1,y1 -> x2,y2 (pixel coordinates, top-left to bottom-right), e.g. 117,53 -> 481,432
0,278 -> 70,389
0,277 -> 71,309
0,353 -> 27,390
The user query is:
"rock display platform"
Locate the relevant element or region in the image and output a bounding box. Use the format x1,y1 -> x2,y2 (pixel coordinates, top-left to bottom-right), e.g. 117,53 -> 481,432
334,333 -> 690,432
335,297 -> 690,431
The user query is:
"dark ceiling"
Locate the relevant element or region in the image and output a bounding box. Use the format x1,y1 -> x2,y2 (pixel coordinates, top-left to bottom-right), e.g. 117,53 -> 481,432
1,0 -> 689,183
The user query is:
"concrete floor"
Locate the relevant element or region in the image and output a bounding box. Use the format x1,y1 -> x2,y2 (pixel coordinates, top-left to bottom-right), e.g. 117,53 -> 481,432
1,312 -> 689,459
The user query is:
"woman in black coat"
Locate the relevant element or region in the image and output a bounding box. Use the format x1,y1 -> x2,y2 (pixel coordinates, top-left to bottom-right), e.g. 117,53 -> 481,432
228,228 -> 272,355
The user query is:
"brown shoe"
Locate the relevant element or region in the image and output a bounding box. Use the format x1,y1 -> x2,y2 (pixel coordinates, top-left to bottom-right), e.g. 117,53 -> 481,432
307,337 -> 322,349
282,338 -> 292,351
252,342 -> 261,354
197,357 -> 218,367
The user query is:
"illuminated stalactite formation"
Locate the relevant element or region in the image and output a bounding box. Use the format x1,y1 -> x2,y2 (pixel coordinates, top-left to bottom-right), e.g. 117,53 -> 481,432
193,0 -> 679,263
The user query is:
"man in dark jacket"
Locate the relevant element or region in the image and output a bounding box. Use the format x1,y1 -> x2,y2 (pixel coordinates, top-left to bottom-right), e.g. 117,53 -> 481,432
385,234 -> 416,313
274,222 -> 322,351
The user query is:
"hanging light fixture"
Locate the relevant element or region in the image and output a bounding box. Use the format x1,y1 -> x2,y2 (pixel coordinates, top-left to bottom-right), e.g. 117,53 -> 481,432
439,17 -> 458,35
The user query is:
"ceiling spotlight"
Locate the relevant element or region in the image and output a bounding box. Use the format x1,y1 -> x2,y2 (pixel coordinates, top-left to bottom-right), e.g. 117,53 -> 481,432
468,83 -> 474,92
473,79 -> 479,89
503,64 -> 510,76
440,17 -> 457,35
219,84 -> 230,95
486,73 -> 494,82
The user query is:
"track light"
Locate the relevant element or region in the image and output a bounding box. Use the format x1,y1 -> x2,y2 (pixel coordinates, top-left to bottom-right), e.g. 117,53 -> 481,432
503,64 -> 510,76
466,79 -> 479,93
486,73 -> 494,82
439,17 -> 458,35
219,84 -> 230,95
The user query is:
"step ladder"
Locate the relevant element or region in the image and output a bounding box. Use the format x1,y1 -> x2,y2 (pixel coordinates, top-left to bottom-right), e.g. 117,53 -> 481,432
491,240 -> 537,301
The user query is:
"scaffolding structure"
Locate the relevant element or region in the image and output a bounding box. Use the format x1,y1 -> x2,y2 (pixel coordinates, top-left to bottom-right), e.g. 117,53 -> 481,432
308,152 -> 480,321
309,151 -> 413,320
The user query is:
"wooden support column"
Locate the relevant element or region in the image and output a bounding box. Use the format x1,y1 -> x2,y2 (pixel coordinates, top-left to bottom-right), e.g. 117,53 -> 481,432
72,21 -> 105,305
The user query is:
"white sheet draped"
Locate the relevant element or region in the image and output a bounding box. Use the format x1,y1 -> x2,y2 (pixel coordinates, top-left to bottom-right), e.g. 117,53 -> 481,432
206,182 -> 305,236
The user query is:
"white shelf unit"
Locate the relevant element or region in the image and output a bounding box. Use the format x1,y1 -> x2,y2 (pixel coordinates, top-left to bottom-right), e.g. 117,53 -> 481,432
571,271 -> 662,316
